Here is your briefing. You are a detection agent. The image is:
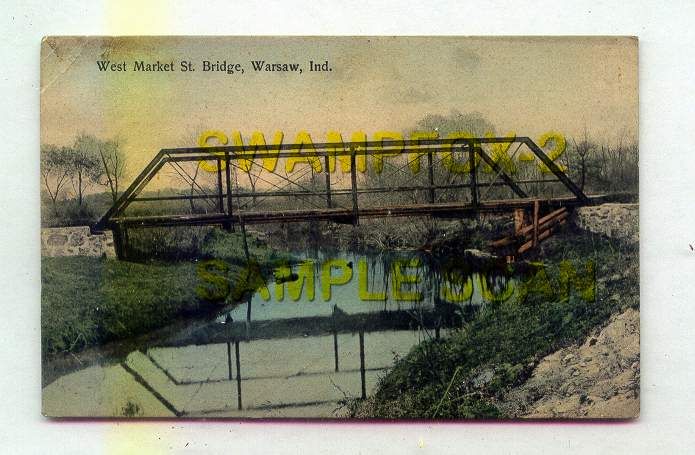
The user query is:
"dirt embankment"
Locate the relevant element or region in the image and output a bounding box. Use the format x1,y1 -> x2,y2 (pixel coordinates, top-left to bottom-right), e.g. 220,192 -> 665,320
499,306 -> 640,419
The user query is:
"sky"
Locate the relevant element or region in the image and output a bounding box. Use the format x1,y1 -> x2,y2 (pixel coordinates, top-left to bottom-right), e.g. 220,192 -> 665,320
40,36 -> 638,181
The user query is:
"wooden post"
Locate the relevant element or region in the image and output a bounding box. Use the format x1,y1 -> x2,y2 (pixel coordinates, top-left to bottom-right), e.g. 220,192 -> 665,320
513,208 -> 525,235
359,330 -> 366,399
427,150 -> 435,203
350,148 -> 359,226
112,223 -> 126,260
224,152 -> 233,232
324,155 -> 332,208
235,339 -> 242,410
533,199 -> 540,248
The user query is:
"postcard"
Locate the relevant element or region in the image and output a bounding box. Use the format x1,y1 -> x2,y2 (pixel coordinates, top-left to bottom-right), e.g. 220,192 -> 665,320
40,36 -> 638,418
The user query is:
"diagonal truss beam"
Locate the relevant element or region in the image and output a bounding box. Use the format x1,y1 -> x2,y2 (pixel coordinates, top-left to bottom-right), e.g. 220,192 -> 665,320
93,137 -> 589,233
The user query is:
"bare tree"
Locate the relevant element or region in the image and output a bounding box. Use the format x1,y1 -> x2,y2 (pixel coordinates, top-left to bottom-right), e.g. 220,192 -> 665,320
571,128 -> 595,191
165,128 -> 220,214
187,161 -> 202,212
70,133 -> 103,207
40,144 -> 71,214
96,137 -> 128,204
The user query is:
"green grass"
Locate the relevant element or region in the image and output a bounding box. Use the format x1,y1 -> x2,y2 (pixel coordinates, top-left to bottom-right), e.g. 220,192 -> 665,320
348,230 -> 638,418
41,228 -> 290,358
41,257 -> 202,356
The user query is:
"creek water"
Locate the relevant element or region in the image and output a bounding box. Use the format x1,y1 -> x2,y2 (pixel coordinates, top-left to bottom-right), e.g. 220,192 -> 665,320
218,249 -> 517,324
43,248 -> 519,417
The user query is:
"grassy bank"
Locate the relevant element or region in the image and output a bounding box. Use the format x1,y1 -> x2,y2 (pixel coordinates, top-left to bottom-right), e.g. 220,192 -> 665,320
41,228 -> 290,360
41,257 -> 201,357
347,229 -> 638,418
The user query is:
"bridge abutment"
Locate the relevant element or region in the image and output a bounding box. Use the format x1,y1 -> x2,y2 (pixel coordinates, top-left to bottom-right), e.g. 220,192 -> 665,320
41,226 -> 116,258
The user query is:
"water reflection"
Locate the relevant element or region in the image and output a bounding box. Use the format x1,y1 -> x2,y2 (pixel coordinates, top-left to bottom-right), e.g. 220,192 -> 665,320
217,250 -> 517,324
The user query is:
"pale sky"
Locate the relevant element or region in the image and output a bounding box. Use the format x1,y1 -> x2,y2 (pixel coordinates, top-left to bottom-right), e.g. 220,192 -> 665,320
41,36 -> 638,177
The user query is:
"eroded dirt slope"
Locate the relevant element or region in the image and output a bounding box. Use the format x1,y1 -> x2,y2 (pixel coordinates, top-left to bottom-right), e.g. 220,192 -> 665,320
499,307 -> 640,419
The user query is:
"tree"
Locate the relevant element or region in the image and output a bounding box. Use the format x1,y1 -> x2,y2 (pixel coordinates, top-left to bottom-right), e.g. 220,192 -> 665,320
40,144 -> 71,214
410,110 -> 498,199
414,110 -> 496,138
96,137 -> 128,204
171,129 -> 219,214
187,161 -> 202,213
70,134 -> 103,207
570,128 -> 595,192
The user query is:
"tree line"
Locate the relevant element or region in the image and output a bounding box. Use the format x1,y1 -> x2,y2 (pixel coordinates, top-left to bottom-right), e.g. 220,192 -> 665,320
41,133 -> 128,217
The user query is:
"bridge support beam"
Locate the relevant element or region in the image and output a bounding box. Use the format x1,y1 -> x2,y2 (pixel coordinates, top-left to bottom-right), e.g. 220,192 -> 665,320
350,149 -> 359,226
324,155 -> 332,208
224,152 -> 234,232
470,145 -> 478,207
427,151 -> 435,203
216,158 -> 224,212
93,137 -> 593,240
112,222 -> 127,260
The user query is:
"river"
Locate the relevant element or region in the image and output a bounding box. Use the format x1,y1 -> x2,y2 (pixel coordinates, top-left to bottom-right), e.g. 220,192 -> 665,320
43,248 -> 518,417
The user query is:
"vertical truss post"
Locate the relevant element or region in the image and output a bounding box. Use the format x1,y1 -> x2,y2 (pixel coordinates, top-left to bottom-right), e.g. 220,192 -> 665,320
216,158 -> 224,213
350,148 -> 359,226
244,293 -> 251,340
324,154 -> 332,208
359,329 -> 366,399
332,305 -> 339,372
427,150 -> 435,204
112,222 -> 126,260
234,339 -> 242,410
225,313 -> 234,398
224,152 -> 233,232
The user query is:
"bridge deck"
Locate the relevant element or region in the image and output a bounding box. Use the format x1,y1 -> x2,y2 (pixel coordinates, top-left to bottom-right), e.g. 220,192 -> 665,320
110,195 -> 609,228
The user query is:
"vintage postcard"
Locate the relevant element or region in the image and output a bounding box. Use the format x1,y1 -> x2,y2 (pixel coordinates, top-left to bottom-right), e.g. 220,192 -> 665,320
40,36 -> 638,419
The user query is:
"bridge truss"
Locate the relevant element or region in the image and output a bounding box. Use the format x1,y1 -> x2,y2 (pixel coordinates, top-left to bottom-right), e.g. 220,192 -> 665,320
93,136 -> 597,259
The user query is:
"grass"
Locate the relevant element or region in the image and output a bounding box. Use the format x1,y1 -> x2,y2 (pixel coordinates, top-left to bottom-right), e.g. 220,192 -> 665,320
41,257 -> 202,357
347,229 -> 638,418
41,228 -> 289,359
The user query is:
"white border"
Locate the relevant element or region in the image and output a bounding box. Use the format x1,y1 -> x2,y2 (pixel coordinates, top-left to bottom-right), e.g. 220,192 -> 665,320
2,1 -> 695,453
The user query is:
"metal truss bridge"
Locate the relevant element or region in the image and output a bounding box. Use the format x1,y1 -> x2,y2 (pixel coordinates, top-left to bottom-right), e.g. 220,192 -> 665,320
93,136 -> 604,259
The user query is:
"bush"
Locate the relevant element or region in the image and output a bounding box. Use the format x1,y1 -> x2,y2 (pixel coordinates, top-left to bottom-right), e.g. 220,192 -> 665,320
352,232 -> 638,418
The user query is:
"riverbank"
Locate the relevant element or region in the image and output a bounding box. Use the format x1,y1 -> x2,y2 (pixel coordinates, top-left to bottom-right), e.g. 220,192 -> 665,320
40,228 -> 289,363
346,228 -> 639,418
261,215 -> 510,254
499,306 -> 639,418
42,207 -> 639,418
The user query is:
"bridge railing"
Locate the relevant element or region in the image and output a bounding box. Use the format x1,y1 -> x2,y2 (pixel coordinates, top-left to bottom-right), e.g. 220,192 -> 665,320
93,137 -> 588,234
